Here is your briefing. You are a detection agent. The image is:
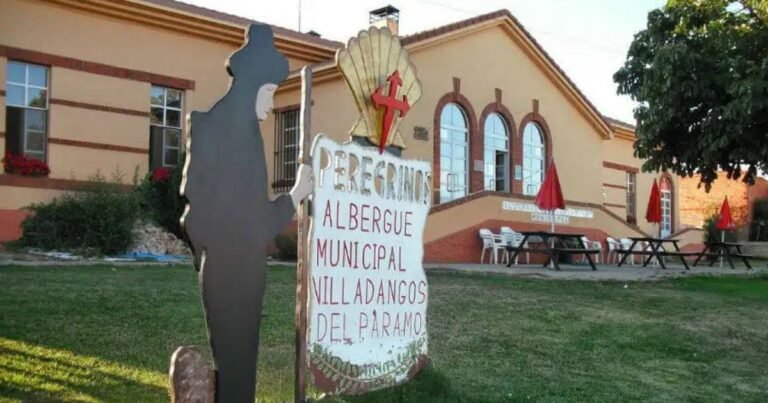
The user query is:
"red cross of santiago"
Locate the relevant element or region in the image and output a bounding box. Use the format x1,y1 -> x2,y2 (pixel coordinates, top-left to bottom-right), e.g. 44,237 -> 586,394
371,70 -> 410,153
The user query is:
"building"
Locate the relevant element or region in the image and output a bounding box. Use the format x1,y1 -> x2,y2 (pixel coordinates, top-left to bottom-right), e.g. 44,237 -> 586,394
1,0 -> 683,262
679,175 -> 768,230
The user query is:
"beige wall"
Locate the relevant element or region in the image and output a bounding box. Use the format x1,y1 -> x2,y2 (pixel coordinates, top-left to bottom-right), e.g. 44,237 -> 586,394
1,0 -> 683,243
0,0 -> 312,209
601,135 -> 681,235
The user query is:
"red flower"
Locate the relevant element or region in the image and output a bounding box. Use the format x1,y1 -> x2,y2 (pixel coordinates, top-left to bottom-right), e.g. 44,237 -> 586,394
152,167 -> 171,182
2,152 -> 50,176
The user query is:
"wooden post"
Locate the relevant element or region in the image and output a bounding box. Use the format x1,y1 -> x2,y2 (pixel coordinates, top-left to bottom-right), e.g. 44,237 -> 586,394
294,65 -> 312,403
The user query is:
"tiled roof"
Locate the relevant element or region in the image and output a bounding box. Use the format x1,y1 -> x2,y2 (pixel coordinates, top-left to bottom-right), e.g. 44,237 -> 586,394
140,0 -> 343,49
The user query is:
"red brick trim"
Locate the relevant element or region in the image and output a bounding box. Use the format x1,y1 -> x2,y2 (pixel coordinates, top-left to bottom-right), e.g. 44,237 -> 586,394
515,100 -> 553,194
49,138 -> 148,154
50,98 -> 150,118
273,103 -> 301,113
603,161 -> 639,173
0,174 -> 132,191
0,45 -> 195,90
603,183 -> 627,190
479,93 -> 516,194
432,79 -> 479,203
604,202 -> 626,209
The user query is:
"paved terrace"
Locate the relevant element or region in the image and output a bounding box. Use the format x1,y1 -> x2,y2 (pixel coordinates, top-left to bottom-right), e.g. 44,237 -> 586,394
425,263 -> 767,281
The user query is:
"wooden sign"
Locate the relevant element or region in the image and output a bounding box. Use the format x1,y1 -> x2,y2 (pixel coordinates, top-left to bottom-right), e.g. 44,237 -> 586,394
304,27 -> 431,395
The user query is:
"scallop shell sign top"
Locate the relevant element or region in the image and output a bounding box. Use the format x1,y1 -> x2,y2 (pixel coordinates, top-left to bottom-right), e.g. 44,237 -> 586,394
336,27 -> 422,153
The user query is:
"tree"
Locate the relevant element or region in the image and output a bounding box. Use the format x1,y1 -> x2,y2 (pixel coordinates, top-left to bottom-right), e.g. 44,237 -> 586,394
615,0 -> 768,189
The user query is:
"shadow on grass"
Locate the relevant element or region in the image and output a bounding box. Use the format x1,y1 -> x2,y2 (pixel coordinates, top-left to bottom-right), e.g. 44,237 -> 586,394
322,364 -> 463,403
0,338 -> 167,402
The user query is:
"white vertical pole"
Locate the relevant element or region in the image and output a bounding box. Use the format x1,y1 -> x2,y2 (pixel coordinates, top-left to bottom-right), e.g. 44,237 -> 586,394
720,230 -> 724,268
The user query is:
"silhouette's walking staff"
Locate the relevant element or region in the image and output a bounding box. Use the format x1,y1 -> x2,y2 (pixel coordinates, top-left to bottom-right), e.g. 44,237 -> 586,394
180,24 -> 313,402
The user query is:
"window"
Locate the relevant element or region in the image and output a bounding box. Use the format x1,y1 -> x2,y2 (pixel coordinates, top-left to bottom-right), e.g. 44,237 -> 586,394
149,85 -> 183,169
483,113 -> 508,192
626,172 -> 636,220
522,122 -> 545,195
660,177 -> 672,237
5,61 -> 49,163
439,103 -> 468,202
272,108 -> 300,193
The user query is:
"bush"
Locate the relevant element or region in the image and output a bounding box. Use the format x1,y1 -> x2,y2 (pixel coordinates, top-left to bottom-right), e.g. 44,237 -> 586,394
274,231 -> 298,261
703,214 -> 739,243
136,166 -> 185,239
21,178 -> 140,255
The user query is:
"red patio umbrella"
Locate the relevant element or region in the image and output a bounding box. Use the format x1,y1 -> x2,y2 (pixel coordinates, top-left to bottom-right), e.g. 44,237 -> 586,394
715,197 -> 736,231
715,197 -> 736,267
645,179 -> 662,237
535,162 -> 565,233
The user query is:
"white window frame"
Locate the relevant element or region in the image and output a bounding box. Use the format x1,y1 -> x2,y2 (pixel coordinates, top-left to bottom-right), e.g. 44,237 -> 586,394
522,122 -> 545,196
483,113 -> 509,192
439,103 -> 469,202
6,61 -> 49,161
150,85 -> 184,167
660,178 -> 672,237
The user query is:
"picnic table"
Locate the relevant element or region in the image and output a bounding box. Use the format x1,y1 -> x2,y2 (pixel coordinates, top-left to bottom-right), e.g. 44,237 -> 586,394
505,231 -> 599,271
692,241 -> 755,270
617,237 -> 695,270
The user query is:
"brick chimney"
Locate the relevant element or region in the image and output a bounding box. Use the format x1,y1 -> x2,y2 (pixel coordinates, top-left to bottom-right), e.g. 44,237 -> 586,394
369,5 -> 400,36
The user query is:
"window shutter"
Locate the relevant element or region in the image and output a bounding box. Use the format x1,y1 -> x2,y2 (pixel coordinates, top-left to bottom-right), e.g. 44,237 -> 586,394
149,126 -> 164,170
5,107 -> 24,155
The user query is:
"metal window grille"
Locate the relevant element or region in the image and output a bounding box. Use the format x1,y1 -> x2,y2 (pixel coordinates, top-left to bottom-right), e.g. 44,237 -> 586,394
272,108 -> 300,193
626,172 -> 636,219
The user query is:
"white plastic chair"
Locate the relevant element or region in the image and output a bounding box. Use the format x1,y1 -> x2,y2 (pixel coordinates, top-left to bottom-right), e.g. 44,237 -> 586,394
479,229 -> 504,264
606,237 -> 621,264
619,238 -> 637,265
500,226 -> 529,265
643,241 -> 665,267
580,236 -> 603,264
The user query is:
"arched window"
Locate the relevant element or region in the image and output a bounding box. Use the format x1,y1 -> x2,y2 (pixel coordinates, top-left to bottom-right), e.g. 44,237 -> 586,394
522,122 -> 545,195
439,103 -> 468,202
660,177 -> 673,237
483,113 -> 509,192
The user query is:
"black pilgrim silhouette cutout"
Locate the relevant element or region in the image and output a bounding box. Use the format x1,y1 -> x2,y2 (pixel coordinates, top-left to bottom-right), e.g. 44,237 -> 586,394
181,24 -> 313,402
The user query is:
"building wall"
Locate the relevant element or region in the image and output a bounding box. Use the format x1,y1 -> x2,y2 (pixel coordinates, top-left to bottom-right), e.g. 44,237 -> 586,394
601,133 -> 681,236
1,0 -> 685,258
0,0 -> 315,222
679,175 -> 768,228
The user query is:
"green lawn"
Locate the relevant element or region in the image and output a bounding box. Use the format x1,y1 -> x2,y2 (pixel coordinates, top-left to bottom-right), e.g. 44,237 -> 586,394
1,265 -> 767,402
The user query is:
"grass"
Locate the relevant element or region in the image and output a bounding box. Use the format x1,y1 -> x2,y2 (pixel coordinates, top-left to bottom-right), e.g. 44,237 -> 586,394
0,265 -> 767,402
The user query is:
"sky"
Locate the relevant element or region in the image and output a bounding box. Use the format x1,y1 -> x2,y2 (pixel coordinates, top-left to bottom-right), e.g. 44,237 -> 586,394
182,0 -> 666,123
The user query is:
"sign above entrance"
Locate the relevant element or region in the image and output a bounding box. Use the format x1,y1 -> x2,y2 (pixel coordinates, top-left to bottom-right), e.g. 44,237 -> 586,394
502,200 -> 594,221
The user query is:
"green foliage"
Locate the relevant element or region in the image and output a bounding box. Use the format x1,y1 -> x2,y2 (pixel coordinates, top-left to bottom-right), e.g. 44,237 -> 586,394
615,0 -> 768,188
702,214 -> 739,243
20,176 -> 139,255
136,166 -> 185,239
274,231 -> 298,260
750,197 -> 768,240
